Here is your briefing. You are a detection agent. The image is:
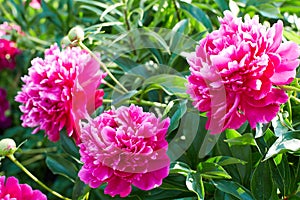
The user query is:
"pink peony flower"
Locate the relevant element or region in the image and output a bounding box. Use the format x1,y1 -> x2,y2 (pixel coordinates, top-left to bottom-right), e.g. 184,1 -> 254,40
187,11 -> 300,134
15,44 -> 105,143
0,39 -> 21,70
0,176 -> 47,199
0,88 -> 11,129
29,0 -> 41,9
78,104 -> 170,197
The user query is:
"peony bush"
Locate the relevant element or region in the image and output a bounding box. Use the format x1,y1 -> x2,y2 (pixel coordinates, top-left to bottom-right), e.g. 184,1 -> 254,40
0,0 -> 300,200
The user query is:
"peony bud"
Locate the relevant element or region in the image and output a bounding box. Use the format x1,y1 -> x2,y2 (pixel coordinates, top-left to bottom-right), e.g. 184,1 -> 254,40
68,26 -> 85,42
0,138 -> 17,156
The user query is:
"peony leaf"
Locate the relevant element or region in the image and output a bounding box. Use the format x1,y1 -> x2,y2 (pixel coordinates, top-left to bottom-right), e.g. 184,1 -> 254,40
212,180 -> 254,200
46,154 -> 78,183
179,2 -> 213,32
170,161 -> 193,176
186,172 -> 205,200
264,130 -> 300,160
250,160 -> 274,200
224,133 -> 256,146
197,162 -> 232,179
205,156 -> 247,166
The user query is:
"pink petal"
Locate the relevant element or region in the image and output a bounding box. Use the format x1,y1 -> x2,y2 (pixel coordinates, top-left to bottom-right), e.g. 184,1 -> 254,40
104,176 -> 131,197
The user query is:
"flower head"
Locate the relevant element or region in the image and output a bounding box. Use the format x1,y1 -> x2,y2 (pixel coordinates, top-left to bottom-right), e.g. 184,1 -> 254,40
15,44 -> 105,143
187,11 -> 300,133
0,39 -> 21,70
0,88 -> 11,129
29,0 -> 41,9
0,176 -> 47,199
78,104 -> 170,197
0,22 -> 24,38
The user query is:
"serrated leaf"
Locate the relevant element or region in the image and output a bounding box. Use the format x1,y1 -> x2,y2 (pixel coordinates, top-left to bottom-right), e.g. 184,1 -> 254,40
186,172 -> 205,200
198,162 -> 232,179
213,180 -> 254,200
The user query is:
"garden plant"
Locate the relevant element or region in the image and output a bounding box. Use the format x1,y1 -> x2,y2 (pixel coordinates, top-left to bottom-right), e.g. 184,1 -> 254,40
0,0 -> 300,199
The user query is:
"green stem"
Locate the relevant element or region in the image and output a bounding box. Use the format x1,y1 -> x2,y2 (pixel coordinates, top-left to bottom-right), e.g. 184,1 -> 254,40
290,96 -> 300,104
103,98 -> 167,108
280,85 -> 300,92
78,41 -> 128,94
7,154 -> 71,200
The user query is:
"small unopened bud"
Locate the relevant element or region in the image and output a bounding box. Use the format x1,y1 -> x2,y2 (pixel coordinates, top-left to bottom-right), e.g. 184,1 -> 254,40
68,26 -> 85,42
0,138 -> 17,156
61,36 -> 72,48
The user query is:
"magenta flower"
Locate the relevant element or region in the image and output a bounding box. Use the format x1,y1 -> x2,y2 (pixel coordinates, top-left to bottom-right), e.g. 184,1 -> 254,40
0,39 -> 21,70
187,11 -> 300,134
15,44 -> 105,143
29,0 -> 41,9
78,104 -> 170,197
0,88 -> 11,129
0,176 -> 47,199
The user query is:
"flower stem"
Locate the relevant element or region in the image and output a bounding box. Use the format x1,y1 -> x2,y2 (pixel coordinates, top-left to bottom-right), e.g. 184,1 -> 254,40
7,154 -> 71,200
280,85 -> 300,92
103,98 -> 167,108
78,41 -> 128,94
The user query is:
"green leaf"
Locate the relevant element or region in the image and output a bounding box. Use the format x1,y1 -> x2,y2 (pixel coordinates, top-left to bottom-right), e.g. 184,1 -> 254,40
214,0 -> 230,11
170,161 -> 193,175
186,172 -> 205,200
284,29 -> 300,45
198,162 -> 232,179
179,2 -> 213,32
206,156 -> 247,166
212,180 -> 254,200
271,114 -> 289,137
113,56 -> 141,72
112,90 -> 138,106
224,133 -> 256,146
164,99 -> 187,133
143,74 -> 188,97
46,154 -> 78,182
255,4 -> 281,19
72,177 -> 90,200
250,160 -> 274,200
60,132 -> 80,160
100,2 -> 123,21
264,131 -> 300,160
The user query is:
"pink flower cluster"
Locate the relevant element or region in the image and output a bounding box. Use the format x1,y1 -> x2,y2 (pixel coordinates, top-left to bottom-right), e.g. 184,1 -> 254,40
78,104 -> 170,197
0,176 -> 47,199
0,22 -> 23,70
0,88 -> 11,129
15,44 -> 105,143
29,0 -> 41,9
187,11 -> 300,133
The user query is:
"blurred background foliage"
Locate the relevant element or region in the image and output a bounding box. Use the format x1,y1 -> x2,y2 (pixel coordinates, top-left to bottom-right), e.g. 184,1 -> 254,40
0,0 -> 300,199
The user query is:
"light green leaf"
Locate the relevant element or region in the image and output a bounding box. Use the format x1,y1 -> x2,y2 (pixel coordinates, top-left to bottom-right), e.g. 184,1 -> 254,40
206,156 -> 247,166
224,133 -> 256,146
170,161 -> 193,176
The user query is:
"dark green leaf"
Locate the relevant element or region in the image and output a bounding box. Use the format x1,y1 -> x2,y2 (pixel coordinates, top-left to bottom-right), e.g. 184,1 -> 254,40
250,160 -> 274,200
179,2 -> 213,32
170,161 -> 193,175
198,162 -> 232,179
264,131 -> 300,160
46,154 -> 78,182
186,172 -> 205,200
60,132 -> 80,160
212,180 -> 254,200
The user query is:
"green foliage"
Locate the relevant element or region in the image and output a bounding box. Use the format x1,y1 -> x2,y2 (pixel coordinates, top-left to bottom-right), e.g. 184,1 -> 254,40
0,0 -> 300,199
